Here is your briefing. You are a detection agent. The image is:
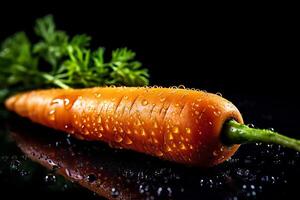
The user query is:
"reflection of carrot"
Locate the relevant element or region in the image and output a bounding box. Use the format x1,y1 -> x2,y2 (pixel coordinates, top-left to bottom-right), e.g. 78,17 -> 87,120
5,87 -> 243,167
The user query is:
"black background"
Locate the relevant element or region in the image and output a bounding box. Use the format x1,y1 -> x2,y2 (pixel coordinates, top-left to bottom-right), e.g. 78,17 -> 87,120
1,3 -> 300,199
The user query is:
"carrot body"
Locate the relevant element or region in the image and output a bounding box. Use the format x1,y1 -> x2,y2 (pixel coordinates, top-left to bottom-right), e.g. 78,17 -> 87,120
5,87 -> 243,167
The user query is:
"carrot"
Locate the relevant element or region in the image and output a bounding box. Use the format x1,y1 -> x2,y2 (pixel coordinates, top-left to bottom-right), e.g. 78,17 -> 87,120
5,87 -> 243,167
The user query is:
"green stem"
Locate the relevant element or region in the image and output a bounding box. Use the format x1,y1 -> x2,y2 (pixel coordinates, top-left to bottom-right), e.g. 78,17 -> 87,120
41,73 -> 71,89
222,120 -> 300,152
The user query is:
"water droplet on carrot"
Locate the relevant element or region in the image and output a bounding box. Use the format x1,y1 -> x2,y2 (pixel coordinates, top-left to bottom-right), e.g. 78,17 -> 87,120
179,143 -> 186,150
155,150 -> 164,157
209,121 -> 213,126
141,99 -> 148,106
172,126 -> 179,133
213,110 -> 221,116
195,111 -> 200,115
141,129 -> 146,136
98,132 -> 103,138
167,132 -> 174,140
94,93 -> 101,98
99,126 -> 104,131
49,110 -> 56,121
124,136 -> 133,145
178,84 -> 185,89
185,127 -> 191,134
160,97 -> 166,102
165,145 -> 172,152
153,121 -> 158,128
216,92 -> 222,97
114,134 -> 123,143
189,145 -> 194,150
213,151 -> 218,156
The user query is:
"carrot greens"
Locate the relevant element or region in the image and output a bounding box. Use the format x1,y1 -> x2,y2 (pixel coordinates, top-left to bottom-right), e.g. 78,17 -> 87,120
0,15 -> 149,102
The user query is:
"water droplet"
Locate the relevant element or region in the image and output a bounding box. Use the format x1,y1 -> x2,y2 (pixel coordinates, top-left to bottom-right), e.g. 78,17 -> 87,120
49,110 -> 56,121
111,187 -> 119,198
268,127 -> 275,131
213,151 -> 218,156
213,111 -> 221,116
196,98 -> 202,102
141,99 -> 148,106
248,124 -> 255,128
155,150 -> 164,157
94,93 -> 101,98
216,92 -> 222,97
124,136 -> 133,145
189,145 -> 194,150
44,174 -> 57,185
165,145 -> 172,152
208,121 -> 213,126
178,84 -> 185,89
153,121 -> 158,128
114,134 -> 123,143
141,129 -> 146,136
179,143 -> 186,150
172,126 -> 179,134
87,174 -> 97,183
160,97 -> 166,102
167,132 -> 174,140
185,127 -> 191,134
195,111 -> 200,115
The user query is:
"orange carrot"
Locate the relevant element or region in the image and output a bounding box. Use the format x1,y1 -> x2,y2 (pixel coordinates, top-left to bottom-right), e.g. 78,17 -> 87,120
5,87 -> 243,167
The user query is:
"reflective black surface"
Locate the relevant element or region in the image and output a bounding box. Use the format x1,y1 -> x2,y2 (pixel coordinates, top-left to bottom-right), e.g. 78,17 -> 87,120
1,107 -> 300,200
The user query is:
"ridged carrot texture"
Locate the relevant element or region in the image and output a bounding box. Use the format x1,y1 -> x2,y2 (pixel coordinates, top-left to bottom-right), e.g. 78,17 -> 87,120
5,87 -> 243,167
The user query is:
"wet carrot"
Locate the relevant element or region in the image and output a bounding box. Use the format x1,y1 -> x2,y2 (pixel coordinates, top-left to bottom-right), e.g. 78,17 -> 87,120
5,87 -> 243,167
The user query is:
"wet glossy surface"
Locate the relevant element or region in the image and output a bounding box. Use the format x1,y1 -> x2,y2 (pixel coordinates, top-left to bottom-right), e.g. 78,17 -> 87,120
0,111 -> 300,199
1,108 -> 300,199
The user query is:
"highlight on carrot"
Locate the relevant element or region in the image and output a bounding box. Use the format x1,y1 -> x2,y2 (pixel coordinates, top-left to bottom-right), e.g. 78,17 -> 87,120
5,86 -> 300,167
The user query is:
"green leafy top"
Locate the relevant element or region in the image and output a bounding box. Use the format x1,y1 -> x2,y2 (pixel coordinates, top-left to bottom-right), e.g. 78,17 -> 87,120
0,15 -> 149,102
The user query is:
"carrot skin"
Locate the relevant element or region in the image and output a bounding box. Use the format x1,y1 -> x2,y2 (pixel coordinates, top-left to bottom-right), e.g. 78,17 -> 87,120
5,87 -> 243,167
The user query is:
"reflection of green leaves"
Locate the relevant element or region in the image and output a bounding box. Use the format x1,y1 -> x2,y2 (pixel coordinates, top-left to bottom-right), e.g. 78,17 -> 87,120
0,15 -> 149,103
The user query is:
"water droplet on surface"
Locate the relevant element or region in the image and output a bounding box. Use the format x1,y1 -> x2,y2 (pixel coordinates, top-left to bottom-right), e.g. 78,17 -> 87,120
48,110 -> 56,121
142,99 -> 148,106
87,174 -> 97,183
185,127 -> 191,134
124,136 -> 133,145
248,124 -> 255,128
178,84 -> 185,89
179,143 -> 186,150
172,126 -> 179,134
216,92 -> 222,97
213,151 -> 218,156
165,145 -> 172,152
167,132 -> 174,140
111,187 -> 119,198
44,174 -> 57,185
160,97 -> 166,102
155,150 -> 164,157
209,121 -> 213,126
114,134 -> 123,143
195,111 -> 200,115
94,93 -> 101,98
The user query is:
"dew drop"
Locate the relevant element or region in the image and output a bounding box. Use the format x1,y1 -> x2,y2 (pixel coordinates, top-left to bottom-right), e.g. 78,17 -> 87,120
216,92 -> 222,97
160,97 -> 166,102
213,151 -> 218,156
172,126 -> 179,134
48,110 -> 56,121
94,93 -> 101,98
87,174 -> 97,183
178,84 -> 185,89
195,111 -> 200,115
141,99 -> 148,106
154,121 -> 158,128
167,132 -> 174,140
208,121 -> 213,126
155,150 -> 164,157
185,127 -> 191,134
44,174 -> 57,185
114,134 -> 123,143
179,143 -> 186,150
165,145 -> 172,152
124,136 -> 133,145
